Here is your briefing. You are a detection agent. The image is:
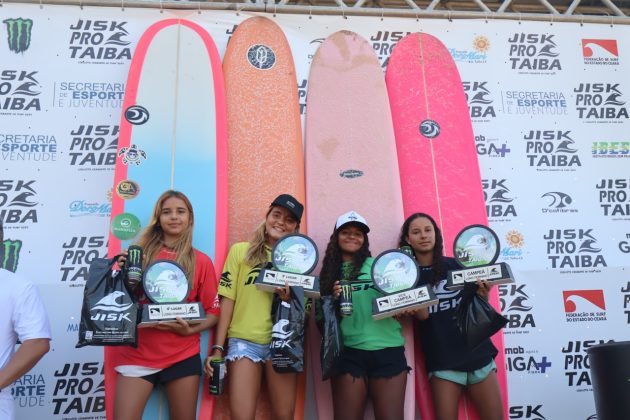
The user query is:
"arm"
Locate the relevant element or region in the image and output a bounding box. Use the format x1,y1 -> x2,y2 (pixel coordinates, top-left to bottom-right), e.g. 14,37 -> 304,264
0,338 -> 50,390
204,297 -> 235,377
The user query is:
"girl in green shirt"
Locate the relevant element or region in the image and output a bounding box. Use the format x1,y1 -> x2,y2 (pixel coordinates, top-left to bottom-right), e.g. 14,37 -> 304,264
320,210 -> 409,420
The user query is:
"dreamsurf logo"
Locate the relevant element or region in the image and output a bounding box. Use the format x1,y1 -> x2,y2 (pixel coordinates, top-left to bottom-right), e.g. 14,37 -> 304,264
125,105 -> 149,125
507,33 -> 561,74
3,18 -> 33,54
582,39 -> 619,66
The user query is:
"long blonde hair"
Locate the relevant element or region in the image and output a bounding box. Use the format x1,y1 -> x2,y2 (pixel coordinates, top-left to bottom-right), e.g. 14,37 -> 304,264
135,190 -> 196,285
245,207 -> 300,267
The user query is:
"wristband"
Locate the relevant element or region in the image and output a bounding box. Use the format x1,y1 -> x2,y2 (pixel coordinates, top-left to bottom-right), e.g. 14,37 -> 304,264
212,344 -> 225,353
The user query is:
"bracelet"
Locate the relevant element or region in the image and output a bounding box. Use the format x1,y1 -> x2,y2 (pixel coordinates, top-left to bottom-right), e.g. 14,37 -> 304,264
211,344 -> 225,353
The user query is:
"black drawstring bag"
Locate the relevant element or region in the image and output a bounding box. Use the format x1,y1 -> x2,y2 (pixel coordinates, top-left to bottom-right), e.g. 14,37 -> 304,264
320,295 -> 343,381
456,282 -> 508,350
270,286 -> 306,373
76,255 -> 140,348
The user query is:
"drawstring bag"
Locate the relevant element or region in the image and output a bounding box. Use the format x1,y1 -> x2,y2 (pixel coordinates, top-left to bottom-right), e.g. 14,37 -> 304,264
270,286 -> 306,373
320,295 -> 343,381
456,282 -> 508,350
76,255 -> 140,348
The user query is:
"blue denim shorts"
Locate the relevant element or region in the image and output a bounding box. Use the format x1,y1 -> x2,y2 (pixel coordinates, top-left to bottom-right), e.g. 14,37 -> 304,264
226,337 -> 271,363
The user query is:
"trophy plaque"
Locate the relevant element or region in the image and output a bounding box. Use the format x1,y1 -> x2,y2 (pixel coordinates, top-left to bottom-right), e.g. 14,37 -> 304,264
371,250 -> 438,320
447,224 -> 515,290
254,234 -> 321,298
139,260 -> 206,327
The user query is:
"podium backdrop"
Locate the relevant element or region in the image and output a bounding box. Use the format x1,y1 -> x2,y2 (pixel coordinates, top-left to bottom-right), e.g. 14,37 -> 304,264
1,4 -> 629,419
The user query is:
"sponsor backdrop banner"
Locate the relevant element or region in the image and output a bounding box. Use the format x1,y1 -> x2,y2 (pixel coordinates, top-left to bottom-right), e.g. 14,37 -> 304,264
1,4 -> 628,419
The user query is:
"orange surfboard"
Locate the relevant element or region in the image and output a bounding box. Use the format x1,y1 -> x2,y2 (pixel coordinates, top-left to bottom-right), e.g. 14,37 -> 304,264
224,16 -> 305,246
211,16 -> 306,420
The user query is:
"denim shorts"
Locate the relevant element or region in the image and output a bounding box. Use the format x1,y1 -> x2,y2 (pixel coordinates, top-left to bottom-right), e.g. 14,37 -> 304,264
430,359 -> 497,386
226,337 -> 271,363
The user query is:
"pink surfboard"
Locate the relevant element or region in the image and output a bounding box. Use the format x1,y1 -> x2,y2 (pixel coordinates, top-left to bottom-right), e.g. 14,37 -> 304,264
386,32 -> 509,419
305,30 -> 415,420
107,19 -> 228,420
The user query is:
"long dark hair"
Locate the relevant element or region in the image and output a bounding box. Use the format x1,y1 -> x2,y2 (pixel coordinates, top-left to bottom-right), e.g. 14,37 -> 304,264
398,213 -> 444,286
319,226 -> 371,296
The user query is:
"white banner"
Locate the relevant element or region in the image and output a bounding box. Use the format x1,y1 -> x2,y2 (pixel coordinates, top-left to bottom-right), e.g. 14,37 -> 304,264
1,4 -> 629,419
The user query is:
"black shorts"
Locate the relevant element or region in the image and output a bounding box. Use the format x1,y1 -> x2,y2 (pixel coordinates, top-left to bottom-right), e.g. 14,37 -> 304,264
141,354 -> 201,386
337,346 -> 410,380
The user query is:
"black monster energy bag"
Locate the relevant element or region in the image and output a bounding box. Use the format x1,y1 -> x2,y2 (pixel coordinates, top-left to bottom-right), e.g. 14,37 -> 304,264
456,282 -> 508,350
320,295 -> 343,381
270,287 -> 306,373
76,255 -> 140,348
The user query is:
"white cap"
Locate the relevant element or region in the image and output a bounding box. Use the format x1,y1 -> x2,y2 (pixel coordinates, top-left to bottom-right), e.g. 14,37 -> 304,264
335,211 -> 370,233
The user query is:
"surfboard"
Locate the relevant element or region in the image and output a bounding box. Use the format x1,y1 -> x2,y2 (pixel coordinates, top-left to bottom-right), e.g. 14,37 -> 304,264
385,32 -> 509,419
213,16 -> 306,420
305,30 -> 415,420
106,18 -> 228,420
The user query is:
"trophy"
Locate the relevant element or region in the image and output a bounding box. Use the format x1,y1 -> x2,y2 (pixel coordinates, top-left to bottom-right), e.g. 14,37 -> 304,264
446,224 -> 515,289
254,233 -> 321,298
371,249 -> 438,320
139,260 -> 206,327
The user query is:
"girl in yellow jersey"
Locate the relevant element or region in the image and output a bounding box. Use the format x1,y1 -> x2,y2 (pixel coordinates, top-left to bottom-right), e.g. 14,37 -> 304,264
204,194 -> 303,420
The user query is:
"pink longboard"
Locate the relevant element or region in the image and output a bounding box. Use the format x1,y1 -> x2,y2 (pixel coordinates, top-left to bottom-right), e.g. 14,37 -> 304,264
305,30 -> 415,420
386,32 -> 508,419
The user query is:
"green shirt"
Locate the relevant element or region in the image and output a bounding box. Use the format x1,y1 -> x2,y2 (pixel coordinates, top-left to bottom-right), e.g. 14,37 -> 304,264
340,257 -> 404,350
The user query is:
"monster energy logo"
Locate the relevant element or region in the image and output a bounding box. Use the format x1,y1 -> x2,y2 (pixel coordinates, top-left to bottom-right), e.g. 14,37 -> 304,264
1,239 -> 22,272
128,247 -> 142,265
246,44 -> 276,70
3,18 -> 33,54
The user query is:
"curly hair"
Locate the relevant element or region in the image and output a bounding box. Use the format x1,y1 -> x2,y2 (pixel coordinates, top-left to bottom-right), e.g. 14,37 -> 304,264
319,225 -> 371,296
398,212 -> 444,286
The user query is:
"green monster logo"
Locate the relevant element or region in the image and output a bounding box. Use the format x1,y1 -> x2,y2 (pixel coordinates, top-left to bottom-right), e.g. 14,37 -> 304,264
1,239 -> 22,272
3,18 -> 33,54
128,247 -> 142,265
